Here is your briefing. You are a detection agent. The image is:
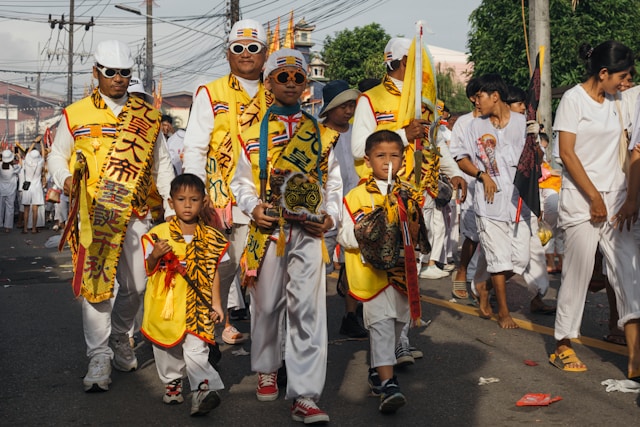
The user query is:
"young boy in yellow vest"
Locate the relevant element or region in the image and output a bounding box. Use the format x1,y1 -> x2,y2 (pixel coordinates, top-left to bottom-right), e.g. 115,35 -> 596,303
338,129 -> 426,414
141,173 -> 229,416
230,48 -> 341,424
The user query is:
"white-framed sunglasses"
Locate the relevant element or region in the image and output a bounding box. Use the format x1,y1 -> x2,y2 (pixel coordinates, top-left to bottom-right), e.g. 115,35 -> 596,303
229,42 -> 264,55
95,64 -> 132,79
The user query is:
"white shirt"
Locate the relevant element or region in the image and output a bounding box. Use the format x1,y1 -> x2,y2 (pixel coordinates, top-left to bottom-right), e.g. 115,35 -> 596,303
449,112 -> 476,211
458,112 -> 527,221
47,91 -> 175,217
553,84 -> 626,192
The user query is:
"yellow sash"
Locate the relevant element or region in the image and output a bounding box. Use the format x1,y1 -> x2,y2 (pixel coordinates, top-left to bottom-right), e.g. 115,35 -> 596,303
242,114 -> 338,282
203,75 -> 271,210
71,95 -> 161,303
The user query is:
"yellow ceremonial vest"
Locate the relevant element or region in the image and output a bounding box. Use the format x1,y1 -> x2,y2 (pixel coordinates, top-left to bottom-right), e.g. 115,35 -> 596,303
141,223 -> 189,347
140,221 -> 228,347
359,80 -> 440,196
64,95 -> 118,200
200,76 -> 271,207
343,183 -> 393,300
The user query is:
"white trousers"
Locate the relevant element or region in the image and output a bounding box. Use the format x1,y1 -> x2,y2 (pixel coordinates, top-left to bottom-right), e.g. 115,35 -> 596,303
82,216 -> 152,358
0,191 -> 16,228
541,188 -> 564,255
522,218 -> 549,297
153,334 -> 224,391
217,223 -> 248,312
555,218 -> 640,339
249,225 -> 327,400
422,194 -> 446,263
369,318 -> 406,368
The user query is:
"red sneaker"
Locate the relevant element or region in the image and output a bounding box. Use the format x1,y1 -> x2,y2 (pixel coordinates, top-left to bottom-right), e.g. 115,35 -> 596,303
256,372 -> 278,401
291,397 -> 330,424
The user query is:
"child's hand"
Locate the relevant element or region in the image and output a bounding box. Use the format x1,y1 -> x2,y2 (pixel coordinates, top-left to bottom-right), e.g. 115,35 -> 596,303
209,304 -> 224,324
303,211 -> 333,237
151,238 -> 172,259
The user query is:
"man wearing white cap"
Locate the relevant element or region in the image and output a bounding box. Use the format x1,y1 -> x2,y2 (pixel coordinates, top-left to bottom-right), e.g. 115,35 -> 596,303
351,37 -> 466,365
182,19 -> 270,347
231,48 -> 340,424
48,39 -> 175,392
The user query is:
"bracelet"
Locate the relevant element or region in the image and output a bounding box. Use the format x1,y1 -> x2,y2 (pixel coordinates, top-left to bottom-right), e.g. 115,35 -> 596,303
475,170 -> 483,180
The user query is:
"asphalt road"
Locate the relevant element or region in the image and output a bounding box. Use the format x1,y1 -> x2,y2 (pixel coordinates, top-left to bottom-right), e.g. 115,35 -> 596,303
1,226 -> 639,426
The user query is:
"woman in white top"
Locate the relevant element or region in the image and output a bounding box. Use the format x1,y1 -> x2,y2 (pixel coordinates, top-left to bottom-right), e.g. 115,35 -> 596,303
20,149 -> 45,234
0,149 -> 21,232
552,40 -> 640,380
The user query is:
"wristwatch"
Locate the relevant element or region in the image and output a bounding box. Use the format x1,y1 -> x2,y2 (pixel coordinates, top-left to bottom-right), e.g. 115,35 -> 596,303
475,170 -> 484,180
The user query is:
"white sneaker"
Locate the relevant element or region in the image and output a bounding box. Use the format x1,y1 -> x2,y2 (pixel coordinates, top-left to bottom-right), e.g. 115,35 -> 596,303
163,378 -> 184,404
190,380 -> 221,416
109,333 -> 138,372
442,263 -> 456,272
83,354 -> 112,392
419,265 -> 449,279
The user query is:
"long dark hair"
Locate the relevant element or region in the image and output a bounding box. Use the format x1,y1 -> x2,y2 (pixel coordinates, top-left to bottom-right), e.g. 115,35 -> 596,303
579,40 -> 634,78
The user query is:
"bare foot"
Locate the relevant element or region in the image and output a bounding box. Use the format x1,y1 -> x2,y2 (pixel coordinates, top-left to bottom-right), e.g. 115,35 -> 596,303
497,314 -> 519,329
477,282 -> 493,319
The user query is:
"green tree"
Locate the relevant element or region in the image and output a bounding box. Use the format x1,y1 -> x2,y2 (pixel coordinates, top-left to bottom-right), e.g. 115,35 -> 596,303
321,23 -> 390,87
469,0 -> 640,92
437,64 -> 473,113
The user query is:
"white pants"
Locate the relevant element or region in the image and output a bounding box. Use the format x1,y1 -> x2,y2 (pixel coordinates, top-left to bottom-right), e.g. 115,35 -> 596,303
82,216 -> 152,359
555,218 -> 640,339
369,318 -> 406,368
217,223 -> 248,312
153,334 -> 224,391
249,224 -> 327,400
476,216 -> 531,275
522,218 -> 549,297
541,188 -> 564,255
0,191 -> 16,228
422,194 -> 446,264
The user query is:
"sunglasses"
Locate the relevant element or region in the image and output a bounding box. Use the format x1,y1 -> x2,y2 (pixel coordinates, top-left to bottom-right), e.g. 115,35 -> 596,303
229,42 -> 264,55
271,69 -> 307,86
95,64 -> 132,79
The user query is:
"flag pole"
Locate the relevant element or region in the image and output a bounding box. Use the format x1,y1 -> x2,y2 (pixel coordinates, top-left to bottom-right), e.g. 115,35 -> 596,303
413,21 -> 423,186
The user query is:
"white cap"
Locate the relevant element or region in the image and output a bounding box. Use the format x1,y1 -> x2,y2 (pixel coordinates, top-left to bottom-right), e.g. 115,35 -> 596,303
94,40 -> 134,69
128,76 -> 150,96
384,37 -> 412,66
27,150 -> 41,160
263,48 -> 307,80
1,149 -> 13,163
228,19 -> 267,45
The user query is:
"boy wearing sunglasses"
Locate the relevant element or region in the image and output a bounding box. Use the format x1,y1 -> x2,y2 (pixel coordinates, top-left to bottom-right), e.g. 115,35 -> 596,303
47,40 -> 175,392
183,19 -> 270,348
231,48 -> 341,424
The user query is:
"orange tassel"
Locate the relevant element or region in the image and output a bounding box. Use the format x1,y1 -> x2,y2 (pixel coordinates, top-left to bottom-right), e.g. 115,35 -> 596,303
161,278 -> 175,320
276,215 -> 286,257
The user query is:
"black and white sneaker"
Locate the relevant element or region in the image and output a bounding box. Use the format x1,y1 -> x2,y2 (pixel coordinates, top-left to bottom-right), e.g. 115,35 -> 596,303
378,376 -> 406,413
368,367 -> 382,396
394,343 -> 415,367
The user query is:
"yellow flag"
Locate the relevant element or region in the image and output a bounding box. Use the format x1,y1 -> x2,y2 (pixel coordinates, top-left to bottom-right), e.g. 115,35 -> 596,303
283,10 -> 295,48
397,38 -> 438,131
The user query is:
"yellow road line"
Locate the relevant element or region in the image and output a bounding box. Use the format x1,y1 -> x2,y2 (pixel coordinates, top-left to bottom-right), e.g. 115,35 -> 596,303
421,295 -> 629,357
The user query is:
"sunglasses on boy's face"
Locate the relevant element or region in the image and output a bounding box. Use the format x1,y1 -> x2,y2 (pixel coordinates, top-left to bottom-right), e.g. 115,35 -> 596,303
271,69 -> 307,86
229,42 -> 264,55
95,64 -> 132,79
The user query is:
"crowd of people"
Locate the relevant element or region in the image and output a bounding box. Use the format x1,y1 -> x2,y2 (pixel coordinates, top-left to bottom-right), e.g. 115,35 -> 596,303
9,16 -> 636,425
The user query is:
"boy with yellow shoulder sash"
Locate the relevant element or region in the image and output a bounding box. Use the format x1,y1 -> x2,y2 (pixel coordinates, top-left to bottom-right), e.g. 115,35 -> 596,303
338,129 -> 425,414
230,48 -> 340,424
48,40 -> 175,393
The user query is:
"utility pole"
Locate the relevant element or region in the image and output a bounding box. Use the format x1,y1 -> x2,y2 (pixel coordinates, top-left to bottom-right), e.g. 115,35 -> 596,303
528,0 -> 551,137
145,1 -> 153,93
226,0 -> 240,34
48,2 -> 94,106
